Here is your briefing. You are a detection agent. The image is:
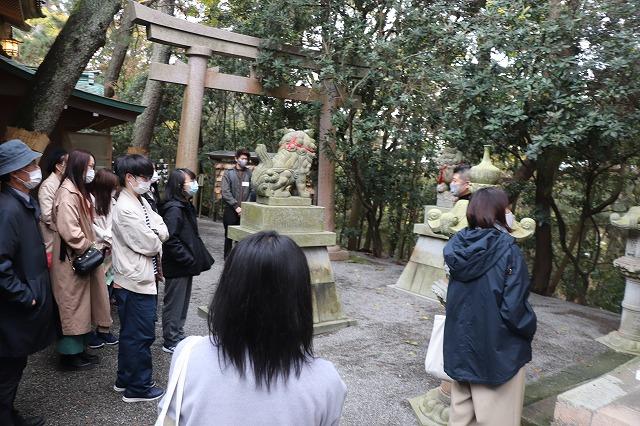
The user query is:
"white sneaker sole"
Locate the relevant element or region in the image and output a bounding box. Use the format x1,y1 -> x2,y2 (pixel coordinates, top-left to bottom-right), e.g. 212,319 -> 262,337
122,393 -> 164,403
162,346 -> 175,354
114,381 -> 155,393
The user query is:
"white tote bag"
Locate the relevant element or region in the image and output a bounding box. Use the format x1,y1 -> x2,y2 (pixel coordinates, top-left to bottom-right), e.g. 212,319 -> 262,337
156,336 -> 205,426
424,315 -> 452,381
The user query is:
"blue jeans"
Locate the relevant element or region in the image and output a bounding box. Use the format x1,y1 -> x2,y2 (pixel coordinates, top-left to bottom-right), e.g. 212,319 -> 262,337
114,288 -> 156,394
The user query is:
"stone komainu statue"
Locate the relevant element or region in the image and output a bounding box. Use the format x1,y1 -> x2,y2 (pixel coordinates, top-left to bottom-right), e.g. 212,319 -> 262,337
252,129 -> 316,198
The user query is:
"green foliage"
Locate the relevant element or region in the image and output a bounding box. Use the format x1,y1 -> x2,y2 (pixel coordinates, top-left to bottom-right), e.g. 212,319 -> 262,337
14,9 -> 67,67
27,0 -> 640,310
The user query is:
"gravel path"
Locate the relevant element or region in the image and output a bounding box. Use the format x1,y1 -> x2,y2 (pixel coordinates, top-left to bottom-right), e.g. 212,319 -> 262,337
15,219 -> 620,425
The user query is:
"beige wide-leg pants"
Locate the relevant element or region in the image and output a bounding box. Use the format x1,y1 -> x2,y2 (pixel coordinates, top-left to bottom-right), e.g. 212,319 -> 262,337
449,367 -> 526,426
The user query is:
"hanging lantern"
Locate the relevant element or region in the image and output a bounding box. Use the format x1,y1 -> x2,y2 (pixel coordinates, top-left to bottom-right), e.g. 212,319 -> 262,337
0,26 -> 21,58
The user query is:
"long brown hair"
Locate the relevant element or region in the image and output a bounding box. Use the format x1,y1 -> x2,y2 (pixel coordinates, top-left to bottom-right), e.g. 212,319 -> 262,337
466,187 -> 511,232
90,169 -> 118,216
62,149 -> 95,217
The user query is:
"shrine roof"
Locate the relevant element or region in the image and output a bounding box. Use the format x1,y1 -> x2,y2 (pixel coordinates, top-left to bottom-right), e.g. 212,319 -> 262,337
0,55 -> 145,115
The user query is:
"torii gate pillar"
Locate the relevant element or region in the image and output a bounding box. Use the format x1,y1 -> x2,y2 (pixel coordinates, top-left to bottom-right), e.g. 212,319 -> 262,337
317,83 -> 338,232
175,46 -> 212,173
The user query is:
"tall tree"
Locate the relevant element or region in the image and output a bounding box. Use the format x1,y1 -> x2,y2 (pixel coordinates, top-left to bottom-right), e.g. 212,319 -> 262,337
12,0 -> 122,135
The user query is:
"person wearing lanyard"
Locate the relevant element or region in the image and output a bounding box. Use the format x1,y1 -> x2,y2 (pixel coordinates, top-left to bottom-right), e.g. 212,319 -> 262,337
221,148 -> 252,260
111,154 -> 169,403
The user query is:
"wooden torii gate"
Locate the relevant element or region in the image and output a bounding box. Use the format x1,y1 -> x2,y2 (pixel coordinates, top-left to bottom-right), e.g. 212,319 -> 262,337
128,1 -> 365,232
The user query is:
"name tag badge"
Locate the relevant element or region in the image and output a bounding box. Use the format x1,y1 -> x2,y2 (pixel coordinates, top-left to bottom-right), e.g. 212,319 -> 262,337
242,181 -> 250,187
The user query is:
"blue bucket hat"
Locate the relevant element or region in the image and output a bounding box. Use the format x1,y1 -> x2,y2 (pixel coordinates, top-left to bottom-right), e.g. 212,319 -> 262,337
0,139 -> 42,177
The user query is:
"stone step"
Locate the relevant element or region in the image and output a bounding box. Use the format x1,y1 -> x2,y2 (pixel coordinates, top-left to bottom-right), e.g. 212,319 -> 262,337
552,357 -> 640,425
521,349 -> 634,426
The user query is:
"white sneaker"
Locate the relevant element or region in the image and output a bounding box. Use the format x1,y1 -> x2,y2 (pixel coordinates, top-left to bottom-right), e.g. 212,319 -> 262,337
162,345 -> 175,354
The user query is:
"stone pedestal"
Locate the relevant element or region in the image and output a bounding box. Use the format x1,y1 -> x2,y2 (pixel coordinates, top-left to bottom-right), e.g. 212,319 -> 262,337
391,206 -> 450,301
597,214 -> 640,356
408,381 -> 451,426
228,201 -> 355,334
597,260 -> 640,356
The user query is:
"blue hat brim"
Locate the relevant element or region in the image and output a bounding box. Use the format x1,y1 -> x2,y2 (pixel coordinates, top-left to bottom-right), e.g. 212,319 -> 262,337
0,142 -> 42,176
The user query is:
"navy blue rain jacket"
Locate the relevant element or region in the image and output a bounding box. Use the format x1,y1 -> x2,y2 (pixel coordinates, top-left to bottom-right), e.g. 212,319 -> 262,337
443,227 -> 536,386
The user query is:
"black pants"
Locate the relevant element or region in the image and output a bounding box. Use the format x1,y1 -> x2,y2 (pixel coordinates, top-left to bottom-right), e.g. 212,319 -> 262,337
162,276 -> 193,347
0,356 -> 28,426
223,205 -> 240,259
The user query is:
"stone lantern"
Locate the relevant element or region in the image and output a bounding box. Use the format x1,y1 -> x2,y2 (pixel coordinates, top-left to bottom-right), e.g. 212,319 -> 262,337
596,207 -> 640,355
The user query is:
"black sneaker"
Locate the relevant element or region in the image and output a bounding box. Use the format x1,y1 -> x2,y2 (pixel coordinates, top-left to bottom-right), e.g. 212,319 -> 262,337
59,354 -> 97,372
97,332 -> 119,346
87,331 -> 104,349
78,351 -> 100,365
114,380 -> 156,393
122,385 -> 165,403
162,345 -> 176,354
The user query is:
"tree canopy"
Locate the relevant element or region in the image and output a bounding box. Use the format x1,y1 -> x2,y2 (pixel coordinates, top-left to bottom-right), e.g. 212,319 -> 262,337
13,0 -> 640,311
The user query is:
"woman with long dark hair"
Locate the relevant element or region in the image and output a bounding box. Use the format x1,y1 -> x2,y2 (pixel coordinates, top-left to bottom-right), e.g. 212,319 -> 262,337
87,169 -> 120,349
443,187 -> 537,425
38,147 -> 67,262
50,150 -> 113,371
160,168 -> 213,354
158,231 -> 346,425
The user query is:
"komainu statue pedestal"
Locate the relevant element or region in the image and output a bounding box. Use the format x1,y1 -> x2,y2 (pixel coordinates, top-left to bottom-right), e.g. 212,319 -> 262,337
228,199 -> 355,334
391,205 -> 451,301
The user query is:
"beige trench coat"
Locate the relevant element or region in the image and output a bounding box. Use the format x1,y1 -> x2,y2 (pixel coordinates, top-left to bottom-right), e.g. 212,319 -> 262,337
38,172 -> 60,254
50,179 -> 112,335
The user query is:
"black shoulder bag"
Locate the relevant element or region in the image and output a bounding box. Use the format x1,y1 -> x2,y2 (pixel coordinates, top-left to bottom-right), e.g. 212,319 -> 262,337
59,238 -> 104,275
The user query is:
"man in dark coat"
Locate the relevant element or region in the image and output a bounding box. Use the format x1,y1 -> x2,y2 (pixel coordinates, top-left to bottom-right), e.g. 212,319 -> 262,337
0,139 -> 56,426
221,148 -> 252,259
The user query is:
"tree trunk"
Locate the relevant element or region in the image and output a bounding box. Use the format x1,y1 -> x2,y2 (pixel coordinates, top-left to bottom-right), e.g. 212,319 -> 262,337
347,192 -> 362,250
547,223 -> 582,295
363,218 -> 372,253
531,150 -> 562,294
370,203 -> 384,257
103,3 -> 135,98
130,0 -> 176,154
12,0 -> 122,134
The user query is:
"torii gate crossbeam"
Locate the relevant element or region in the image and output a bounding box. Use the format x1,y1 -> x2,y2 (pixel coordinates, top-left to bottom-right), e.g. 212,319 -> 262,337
127,0 -> 363,233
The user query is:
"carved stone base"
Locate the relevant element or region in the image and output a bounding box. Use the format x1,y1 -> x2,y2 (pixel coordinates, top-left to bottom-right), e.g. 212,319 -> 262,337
597,330 -> 640,356
392,232 -> 448,301
228,202 -> 353,334
256,195 -> 311,206
408,383 -> 451,426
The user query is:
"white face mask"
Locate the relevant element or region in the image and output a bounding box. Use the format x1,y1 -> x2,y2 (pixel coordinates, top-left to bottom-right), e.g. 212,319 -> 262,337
16,167 -> 42,189
450,183 -> 461,196
237,158 -> 248,168
130,176 -> 151,195
505,211 -> 515,228
85,168 -> 95,184
150,170 -> 159,183
185,181 -> 199,196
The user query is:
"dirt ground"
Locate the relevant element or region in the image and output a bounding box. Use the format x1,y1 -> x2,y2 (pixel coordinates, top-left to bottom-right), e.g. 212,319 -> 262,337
15,219 -> 621,425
